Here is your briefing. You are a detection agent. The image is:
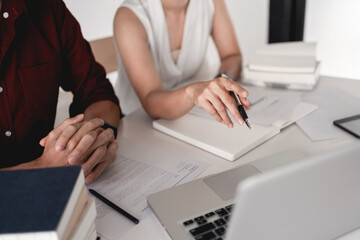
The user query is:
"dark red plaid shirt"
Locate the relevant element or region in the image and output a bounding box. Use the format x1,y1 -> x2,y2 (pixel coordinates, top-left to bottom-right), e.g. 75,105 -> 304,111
0,0 -> 119,167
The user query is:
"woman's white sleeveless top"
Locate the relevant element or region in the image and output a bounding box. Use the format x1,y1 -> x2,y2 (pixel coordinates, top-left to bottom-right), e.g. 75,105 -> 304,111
115,0 -> 214,114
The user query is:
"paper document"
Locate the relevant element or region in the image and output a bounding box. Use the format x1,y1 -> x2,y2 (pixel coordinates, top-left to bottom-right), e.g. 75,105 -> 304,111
88,137 -> 210,240
297,87 -> 360,141
247,91 -> 317,128
248,93 -> 298,126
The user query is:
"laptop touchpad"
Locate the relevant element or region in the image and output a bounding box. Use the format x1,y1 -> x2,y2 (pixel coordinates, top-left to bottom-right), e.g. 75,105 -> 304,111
204,165 -> 261,201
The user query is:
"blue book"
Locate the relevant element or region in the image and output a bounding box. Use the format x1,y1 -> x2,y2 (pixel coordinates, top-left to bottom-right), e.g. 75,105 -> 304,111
0,166 -> 85,239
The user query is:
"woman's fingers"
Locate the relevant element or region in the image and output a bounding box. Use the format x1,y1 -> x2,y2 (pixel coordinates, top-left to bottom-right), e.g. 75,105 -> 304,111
192,78 -> 250,127
207,92 -> 233,128
199,99 -> 223,123
216,88 -> 244,125
207,79 -> 243,127
222,78 -> 251,109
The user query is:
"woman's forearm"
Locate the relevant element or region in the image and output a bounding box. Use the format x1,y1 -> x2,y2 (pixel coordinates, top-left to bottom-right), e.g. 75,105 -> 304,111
218,54 -> 243,80
143,53 -> 243,120
142,86 -> 195,119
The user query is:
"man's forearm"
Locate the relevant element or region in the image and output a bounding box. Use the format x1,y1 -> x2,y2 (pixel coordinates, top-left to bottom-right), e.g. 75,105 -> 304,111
0,158 -> 43,170
84,100 -> 121,126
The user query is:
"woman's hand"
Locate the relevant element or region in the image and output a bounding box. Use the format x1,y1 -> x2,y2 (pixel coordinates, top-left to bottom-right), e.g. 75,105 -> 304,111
186,76 -> 250,128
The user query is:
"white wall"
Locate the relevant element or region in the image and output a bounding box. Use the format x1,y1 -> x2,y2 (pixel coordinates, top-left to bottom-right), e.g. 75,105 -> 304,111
64,0 -> 269,66
226,0 -> 269,66
304,0 -> 360,80
63,0 -> 123,41
64,0 -> 360,80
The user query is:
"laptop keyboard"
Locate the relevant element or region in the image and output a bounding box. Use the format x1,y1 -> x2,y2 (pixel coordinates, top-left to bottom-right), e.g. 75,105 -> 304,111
181,204 -> 234,240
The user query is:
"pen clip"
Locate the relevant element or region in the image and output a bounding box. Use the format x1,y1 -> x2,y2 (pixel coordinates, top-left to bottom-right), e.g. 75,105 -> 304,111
230,91 -> 242,106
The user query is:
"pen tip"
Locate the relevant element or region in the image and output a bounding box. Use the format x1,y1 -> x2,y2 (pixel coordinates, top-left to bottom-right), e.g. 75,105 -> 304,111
245,119 -> 251,129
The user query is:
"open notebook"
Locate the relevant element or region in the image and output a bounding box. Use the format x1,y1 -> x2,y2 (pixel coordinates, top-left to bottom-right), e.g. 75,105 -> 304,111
153,102 -> 317,161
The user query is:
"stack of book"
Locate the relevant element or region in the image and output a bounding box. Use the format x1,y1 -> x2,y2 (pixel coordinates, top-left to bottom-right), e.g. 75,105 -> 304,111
243,42 -> 321,90
0,166 -> 97,240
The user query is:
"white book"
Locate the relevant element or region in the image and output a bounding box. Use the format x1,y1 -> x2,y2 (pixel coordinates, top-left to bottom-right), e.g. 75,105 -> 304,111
0,167 -> 85,240
85,224 -> 97,240
248,55 -> 316,73
153,103 -> 317,161
243,62 -> 321,90
70,198 -> 97,240
255,41 -> 317,57
248,42 -> 318,74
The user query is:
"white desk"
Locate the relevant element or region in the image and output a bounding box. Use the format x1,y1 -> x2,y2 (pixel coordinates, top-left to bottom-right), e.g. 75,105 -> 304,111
114,76 -> 360,239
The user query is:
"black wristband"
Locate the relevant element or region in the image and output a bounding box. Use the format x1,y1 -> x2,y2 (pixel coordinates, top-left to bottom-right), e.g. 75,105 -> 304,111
102,121 -> 118,139
215,72 -> 234,81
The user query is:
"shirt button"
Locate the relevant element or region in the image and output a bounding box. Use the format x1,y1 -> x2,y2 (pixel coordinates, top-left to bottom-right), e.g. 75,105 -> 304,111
0,87 -> 3,93
5,131 -> 11,137
3,12 -> 9,19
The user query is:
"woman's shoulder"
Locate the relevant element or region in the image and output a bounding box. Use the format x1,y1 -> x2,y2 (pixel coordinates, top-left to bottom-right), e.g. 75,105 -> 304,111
115,5 -> 137,21
114,6 -> 147,42
117,0 -> 150,18
114,6 -> 140,28
114,0 -> 151,33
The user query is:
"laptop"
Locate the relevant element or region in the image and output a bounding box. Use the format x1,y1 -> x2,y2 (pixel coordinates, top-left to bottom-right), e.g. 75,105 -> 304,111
147,144 -> 360,240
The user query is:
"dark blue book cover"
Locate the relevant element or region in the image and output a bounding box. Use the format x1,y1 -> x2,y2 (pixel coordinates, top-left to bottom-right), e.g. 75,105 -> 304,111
0,166 -> 83,234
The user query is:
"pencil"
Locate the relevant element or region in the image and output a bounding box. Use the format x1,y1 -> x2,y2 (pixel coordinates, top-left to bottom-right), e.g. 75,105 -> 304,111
89,189 -> 140,224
